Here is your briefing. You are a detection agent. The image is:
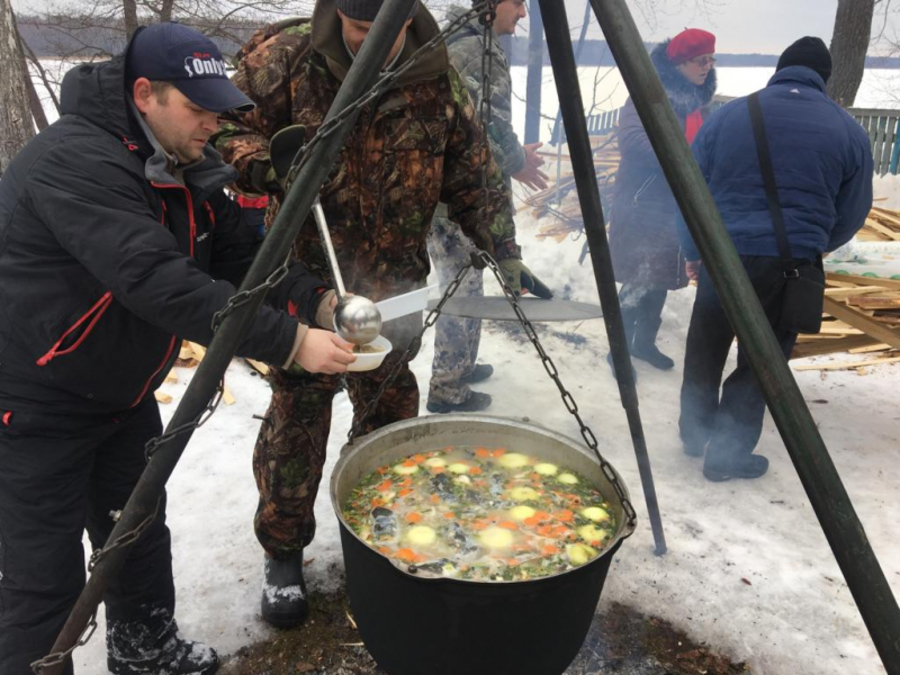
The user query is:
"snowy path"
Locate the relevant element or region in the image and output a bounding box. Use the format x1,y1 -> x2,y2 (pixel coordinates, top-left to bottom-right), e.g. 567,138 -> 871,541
69,207 -> 900,675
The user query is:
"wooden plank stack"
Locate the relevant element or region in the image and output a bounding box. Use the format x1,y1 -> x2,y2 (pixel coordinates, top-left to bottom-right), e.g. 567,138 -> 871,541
791,273 -> 900,369
859,207 -> 900,242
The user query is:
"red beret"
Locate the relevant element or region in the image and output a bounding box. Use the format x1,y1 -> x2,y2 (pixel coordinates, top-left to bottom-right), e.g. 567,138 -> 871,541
666,29 -> 716,65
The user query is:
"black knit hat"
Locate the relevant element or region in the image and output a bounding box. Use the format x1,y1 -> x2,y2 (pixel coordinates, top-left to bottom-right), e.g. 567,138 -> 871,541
336,0 -> 418,21
776,36 -> 832,84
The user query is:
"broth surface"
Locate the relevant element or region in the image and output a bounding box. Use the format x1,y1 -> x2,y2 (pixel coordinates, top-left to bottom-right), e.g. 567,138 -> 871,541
342,447 -> 616,582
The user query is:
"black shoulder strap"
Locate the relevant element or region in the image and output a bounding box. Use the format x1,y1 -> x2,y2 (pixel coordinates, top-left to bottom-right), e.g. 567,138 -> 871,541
748,92 -> 797,278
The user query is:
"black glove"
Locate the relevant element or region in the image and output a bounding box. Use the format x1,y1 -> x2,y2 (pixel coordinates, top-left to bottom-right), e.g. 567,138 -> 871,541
498,259 -> 554,299
269,124 -> 307,187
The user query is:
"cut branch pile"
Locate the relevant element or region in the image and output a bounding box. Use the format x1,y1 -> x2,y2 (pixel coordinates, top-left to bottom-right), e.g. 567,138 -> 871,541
524,133 -> 620,242
791,273 -> 900,370
152,341 -> 259,404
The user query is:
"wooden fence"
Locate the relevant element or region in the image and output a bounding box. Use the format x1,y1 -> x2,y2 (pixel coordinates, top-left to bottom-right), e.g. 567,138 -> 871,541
566,99 -> 900,175
852,109 -> 900,176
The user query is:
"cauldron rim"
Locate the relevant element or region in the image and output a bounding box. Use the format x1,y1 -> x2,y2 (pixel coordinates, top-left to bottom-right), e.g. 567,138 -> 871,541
330,413 -> 637,586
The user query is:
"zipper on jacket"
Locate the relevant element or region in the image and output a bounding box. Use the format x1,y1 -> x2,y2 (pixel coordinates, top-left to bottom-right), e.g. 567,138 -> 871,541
130,335 -> 178,408
152,183 -> 196,257
36,292 -> 114,366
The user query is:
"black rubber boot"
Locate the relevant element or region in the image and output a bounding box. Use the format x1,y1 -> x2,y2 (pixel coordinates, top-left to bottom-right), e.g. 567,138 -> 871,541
426,391 -> 492,414
107,609 -> 219,675
631,315 -> 675,370
460,364 -> 494,385
261,552 -> 309,629
704,454 -> 770,482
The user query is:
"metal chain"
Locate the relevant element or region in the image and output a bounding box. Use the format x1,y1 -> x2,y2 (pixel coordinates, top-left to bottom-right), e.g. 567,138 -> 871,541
347,250 -> 636,526
211,252 -> 293,332
87,499 -> 162,572
348,259 -> 476,442
30,612 -> 99,674
479,0 -> 497,203
474,251 -> 638,527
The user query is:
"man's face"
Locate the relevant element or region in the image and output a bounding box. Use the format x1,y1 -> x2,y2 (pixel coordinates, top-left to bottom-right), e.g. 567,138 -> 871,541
493,0 -> 527,36
132,79 -> 218,163
337,11 -> 413,66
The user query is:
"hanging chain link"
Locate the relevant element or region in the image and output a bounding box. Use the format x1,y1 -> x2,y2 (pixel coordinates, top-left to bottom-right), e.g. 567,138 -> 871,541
30,612 -> 99,674
211,252 -> 293,333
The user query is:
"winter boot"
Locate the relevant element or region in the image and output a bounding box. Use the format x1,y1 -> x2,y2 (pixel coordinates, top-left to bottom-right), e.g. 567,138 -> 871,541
631,314 -> 675,370
426,391 -> 492,414
460,364 -> 494,385
107,608 -> 219,675
703,454 -> 769,482
261,552 -> 309,629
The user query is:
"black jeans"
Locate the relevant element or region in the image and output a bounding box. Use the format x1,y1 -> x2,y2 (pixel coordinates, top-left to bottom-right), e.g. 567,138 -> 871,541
679,257 -> 799,469
0,400 -> 174,675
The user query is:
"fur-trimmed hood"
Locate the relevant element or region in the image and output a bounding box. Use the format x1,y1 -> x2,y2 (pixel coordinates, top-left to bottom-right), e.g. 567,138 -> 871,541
650,40 -> 717,118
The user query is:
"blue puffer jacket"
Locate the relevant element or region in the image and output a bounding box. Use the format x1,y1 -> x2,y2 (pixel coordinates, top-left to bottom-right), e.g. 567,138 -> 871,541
678,66 -> 873,262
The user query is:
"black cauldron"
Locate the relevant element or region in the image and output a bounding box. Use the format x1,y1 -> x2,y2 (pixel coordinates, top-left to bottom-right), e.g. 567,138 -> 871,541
330,415 -> 635,675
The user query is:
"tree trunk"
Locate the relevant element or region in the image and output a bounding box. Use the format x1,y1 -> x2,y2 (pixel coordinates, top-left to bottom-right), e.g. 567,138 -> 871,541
827,0 -> 876,108
0,0 -> 34,176
159,0 -> 175,23
13,12 -> 49,131
524,0 -> 543,143
122,0 -> 139,39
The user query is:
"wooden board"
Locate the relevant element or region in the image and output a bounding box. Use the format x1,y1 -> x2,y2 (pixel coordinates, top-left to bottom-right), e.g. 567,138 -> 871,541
793,356 -> 900,372
822,296 -> 900,350
827,273 -> 900,291
791,334 -> 880,360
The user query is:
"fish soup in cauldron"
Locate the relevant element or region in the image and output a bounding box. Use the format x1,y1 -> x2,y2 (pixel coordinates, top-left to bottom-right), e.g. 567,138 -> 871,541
342,446 -> 616,581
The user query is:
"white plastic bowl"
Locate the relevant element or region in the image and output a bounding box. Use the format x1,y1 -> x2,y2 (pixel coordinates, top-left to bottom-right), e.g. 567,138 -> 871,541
347,335 -> 393,372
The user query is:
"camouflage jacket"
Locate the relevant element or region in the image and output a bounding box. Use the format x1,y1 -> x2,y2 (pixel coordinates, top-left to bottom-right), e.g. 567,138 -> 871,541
216,0 -> 518,303
443,4 -> 526,179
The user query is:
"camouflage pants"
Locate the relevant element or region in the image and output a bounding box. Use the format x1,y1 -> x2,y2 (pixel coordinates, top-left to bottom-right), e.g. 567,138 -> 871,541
253,348 -> 420,559
426,214 -> 484,405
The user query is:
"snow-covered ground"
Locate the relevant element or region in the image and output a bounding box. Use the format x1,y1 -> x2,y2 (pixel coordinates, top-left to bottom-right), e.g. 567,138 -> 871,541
69,182 -> 900,674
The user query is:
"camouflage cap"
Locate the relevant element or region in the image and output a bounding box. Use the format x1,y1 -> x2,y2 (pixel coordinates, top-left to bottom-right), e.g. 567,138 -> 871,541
335,0 -> 419,22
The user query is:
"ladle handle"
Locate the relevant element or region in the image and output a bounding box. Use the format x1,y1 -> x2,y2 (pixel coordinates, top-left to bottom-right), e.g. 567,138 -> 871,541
312,198 -> 347,299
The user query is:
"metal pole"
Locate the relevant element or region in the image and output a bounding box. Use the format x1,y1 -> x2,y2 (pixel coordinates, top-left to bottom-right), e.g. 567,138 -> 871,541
524,0 -> 543,143
39,0 -> 417,671
537,0 -> 666,556
588,0 -> 900,670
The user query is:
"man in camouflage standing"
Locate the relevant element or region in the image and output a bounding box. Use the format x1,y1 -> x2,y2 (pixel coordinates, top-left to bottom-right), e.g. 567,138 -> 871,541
425,0 -> 551,414
216,0 -> 547,628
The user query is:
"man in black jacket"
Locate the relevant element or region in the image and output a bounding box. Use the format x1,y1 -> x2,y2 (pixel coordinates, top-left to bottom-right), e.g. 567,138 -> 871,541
0,23 -> 354,675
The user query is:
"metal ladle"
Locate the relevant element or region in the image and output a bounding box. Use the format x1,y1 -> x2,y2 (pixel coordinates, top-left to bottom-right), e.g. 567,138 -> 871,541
312,199 -> 382,345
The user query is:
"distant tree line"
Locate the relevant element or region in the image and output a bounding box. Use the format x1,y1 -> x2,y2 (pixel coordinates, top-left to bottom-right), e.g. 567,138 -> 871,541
20,17 -> 900,71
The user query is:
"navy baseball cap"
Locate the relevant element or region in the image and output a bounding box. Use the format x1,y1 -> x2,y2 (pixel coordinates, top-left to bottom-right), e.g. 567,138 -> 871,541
126,22 -> 255,113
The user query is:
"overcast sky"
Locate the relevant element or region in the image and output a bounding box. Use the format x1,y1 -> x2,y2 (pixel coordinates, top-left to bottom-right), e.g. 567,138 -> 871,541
13,0 -> 892,57
555,0 -> 878,56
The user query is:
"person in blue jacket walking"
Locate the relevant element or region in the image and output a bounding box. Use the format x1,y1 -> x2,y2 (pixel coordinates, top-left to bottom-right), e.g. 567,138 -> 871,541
677,37 -> 873,482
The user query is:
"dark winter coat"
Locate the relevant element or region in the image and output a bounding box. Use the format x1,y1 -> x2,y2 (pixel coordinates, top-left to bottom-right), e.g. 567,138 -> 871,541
677,67 -> 873,262
0,52 -> 328,415
609,41 -> 717,290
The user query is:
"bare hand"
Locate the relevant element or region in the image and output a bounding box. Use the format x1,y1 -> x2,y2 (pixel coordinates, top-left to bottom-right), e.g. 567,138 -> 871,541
294,329 -> 356,374
513,142 -> 549,191
685,260 -> 702,283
